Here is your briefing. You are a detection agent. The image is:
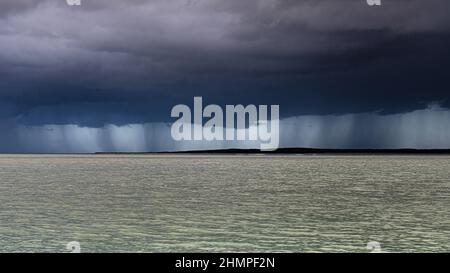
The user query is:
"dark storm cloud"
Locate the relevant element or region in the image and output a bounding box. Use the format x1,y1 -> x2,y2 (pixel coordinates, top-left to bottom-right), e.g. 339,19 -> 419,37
0,0 -> 450,127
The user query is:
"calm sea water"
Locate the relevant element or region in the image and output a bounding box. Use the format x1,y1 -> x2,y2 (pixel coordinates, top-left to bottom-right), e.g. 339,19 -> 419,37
0,155 -> 449,253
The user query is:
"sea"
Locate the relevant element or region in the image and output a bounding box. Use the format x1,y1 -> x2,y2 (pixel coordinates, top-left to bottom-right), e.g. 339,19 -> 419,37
0,154 -> 448,252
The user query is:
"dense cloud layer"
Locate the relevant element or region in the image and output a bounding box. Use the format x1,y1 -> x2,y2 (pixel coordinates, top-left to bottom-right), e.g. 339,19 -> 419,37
0,0 -> 450,150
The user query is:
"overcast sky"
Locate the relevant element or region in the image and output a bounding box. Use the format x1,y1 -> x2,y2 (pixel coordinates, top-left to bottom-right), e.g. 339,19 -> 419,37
1,0 -> 450,152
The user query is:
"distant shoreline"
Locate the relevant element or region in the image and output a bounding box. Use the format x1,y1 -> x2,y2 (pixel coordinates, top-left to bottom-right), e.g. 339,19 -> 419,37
3,148 -> 450,155
94,148 -> 450,155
